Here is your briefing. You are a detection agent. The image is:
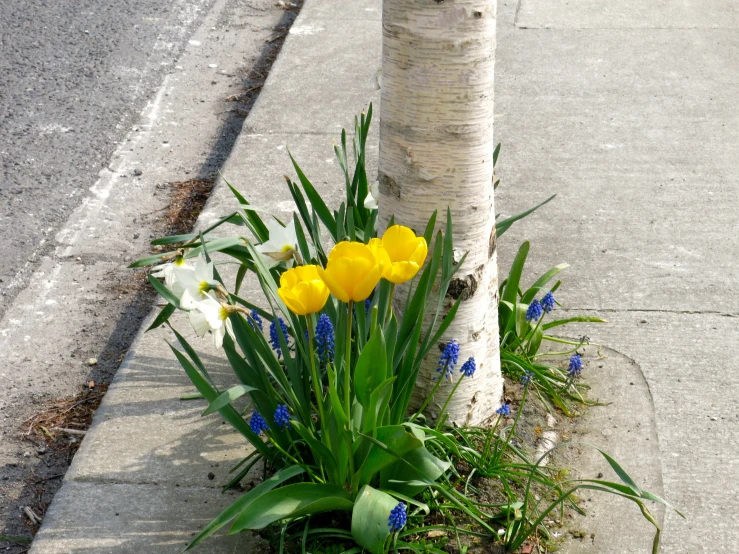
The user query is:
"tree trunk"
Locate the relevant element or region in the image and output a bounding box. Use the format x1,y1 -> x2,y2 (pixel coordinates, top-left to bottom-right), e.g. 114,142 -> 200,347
378,0 -> 502,425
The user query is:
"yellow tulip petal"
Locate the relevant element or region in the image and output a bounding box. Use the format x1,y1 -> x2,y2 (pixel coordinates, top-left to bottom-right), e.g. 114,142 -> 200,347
382,225 -> 416,260
307,279 -> 330,312
280,268 -> 298,288
278,287 -> 307,315
352,264 -> 382,301
387,261 -> 420,284
409,238 -> 428,265
317,265 -> 350,303
369,238 -> 392,280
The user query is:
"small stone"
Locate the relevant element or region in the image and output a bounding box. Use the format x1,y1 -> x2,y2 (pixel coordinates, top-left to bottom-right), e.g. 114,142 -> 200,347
208,63 -> 217,68
37,447 -> 46,455
87,358 -> 98,366
709,416 -> 718,421
132,168 -> 143,176
23,451 -> 31,457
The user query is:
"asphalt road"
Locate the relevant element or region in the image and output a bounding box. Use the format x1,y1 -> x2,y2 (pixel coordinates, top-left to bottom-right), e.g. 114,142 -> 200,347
0,0 -> 215,317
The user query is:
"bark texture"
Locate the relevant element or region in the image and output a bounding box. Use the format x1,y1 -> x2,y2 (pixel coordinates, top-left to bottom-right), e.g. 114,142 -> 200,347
379,0 -> 502,425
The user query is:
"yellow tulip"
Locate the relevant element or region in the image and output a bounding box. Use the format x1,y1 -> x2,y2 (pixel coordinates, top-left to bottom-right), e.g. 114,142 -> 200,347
373,225 -> 428,284
317,241 -> 384,303
277,265 -> 330,315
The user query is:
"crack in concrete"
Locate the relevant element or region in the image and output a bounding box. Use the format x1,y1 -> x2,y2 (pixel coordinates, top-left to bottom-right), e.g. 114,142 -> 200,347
562,307 -> 739,318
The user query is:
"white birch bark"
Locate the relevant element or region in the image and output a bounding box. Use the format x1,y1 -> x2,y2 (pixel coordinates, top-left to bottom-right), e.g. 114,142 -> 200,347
379,0 -> 502,425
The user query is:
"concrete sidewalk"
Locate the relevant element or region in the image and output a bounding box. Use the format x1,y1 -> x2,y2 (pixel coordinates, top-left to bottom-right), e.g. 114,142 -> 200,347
30,0 -> 738,553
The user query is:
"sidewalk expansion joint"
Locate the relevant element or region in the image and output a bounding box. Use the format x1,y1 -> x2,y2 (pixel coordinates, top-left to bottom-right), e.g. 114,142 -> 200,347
564,307 -> 738,318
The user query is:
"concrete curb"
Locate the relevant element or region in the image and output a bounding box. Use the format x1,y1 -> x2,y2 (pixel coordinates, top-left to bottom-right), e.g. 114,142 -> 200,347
29,1 -> 382,552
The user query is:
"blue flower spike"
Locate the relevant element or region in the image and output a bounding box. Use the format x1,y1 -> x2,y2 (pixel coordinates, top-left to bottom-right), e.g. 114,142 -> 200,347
274,404 -> 291,429
520,370 -> 534,386
249,411 -> 269,435
495,404 -> 511,417
568,353 -> 583,377
364,298 -> 371,314
436,339 -> 460,380
541,292 -> 555,314
269,317 -> 289,358
388,502 -> 407,532
249,309 -> 263,331
315,314 -> 335,366
526,299 -> 543,322
460,357 -> 476,378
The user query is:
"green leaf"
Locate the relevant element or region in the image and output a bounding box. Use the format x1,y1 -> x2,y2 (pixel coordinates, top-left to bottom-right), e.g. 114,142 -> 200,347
169,325 -> 215,387
291,421 -> 339,482
150,233 -> 198,246
183,465 -> 305,550
327,365 -> 349,427
354,329 -> 387,409
223,177 -> 270,242
146,303 -> 176,331
147,274 -> 180,308
129,253 -> 174,268
542,316 -> 607,330
202,384 -> 257,416
501,241 -> 529,307
520,263 -> 570,305
353,426 -> 423,489
351,485 -> 398,554
496,194 -> 556,237
229,483 -> 353,532
289,152 -> 336,241
597,448 -> 642,496
381,446 -> 450,497
167,344 -> 272,461
186,237 -> 243,259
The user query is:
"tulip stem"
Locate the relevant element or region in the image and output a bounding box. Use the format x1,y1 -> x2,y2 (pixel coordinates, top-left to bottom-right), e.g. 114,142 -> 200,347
386,283 -> 396,324
344,301 -> 353,419
307,319 -> 327,437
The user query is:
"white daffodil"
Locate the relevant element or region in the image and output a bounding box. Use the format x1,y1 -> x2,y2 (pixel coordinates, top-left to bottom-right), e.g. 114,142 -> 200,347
151,256 -> 190,297
174,255 -> 220,309
188,296 -> 234,349
363,180 -> 380,210
256,218 -> 314,268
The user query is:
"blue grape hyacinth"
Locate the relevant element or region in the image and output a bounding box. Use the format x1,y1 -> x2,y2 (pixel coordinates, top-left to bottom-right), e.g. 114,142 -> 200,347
249,309 -> 263,331
568,353 -> 583,377
526,299 -> 543,322
460,357 -> 476,378
496,404 -> 511,417
436,339 -> 460,380
364,298 -> 371,314
274,404 -> 291,429
269,317 -> 289,358
388,502 -> 407,532
249,411 -> 269,435
315,314 -> 335,366
520,370 -> 534,386
541,292 -> 555,314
